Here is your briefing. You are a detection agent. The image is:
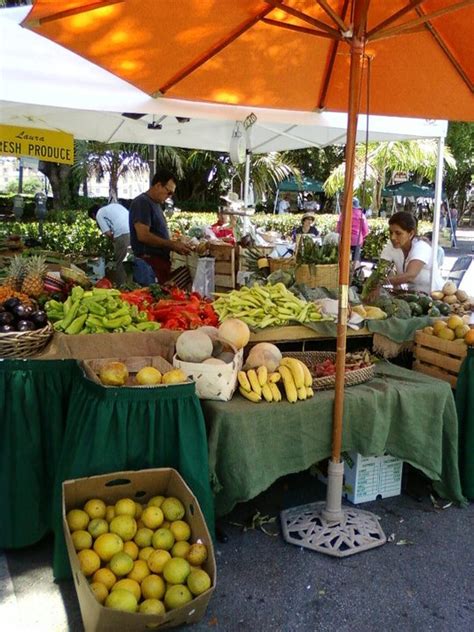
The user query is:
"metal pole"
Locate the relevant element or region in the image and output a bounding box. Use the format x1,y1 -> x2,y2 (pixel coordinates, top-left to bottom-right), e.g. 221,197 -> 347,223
431,136 -> 444,289
244,151 -> 251,207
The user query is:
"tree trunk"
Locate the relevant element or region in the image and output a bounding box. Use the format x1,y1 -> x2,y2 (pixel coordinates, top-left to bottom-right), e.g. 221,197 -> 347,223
38,162 -> 79,210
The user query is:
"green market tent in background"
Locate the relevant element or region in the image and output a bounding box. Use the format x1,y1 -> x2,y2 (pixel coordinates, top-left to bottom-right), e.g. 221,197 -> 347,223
382,181 -> 446,199
278,176 -> 324,193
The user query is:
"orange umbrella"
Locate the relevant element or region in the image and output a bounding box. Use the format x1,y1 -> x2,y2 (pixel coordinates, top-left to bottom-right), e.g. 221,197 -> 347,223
24,0 -> 474,555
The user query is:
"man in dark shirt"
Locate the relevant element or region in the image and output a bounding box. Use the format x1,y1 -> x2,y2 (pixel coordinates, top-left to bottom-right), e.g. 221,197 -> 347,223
129,169 -> 191,283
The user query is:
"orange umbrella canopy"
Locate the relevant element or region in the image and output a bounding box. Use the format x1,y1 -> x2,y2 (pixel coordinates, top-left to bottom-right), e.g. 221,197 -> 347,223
24,0 -> 474,121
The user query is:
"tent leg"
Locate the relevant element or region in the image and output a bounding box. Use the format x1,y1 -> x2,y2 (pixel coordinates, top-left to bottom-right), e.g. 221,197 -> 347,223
431,136 -> 445,289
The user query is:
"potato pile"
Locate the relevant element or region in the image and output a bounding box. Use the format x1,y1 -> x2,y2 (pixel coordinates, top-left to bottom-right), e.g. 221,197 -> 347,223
431,282 -> 473,317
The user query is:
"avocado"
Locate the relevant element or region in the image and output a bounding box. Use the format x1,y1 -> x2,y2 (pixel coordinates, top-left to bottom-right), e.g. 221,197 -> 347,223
428,306 -> 441,318
437,302 -> 451,316
403,293 -> 419,303
410,302 -> 424,317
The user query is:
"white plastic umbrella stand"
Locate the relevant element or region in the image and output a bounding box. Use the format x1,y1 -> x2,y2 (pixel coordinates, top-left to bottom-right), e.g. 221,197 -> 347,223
281,23 -> 386,558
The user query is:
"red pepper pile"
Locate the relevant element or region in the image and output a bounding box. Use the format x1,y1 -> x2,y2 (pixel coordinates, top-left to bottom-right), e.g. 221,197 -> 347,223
120,287 -> 219,330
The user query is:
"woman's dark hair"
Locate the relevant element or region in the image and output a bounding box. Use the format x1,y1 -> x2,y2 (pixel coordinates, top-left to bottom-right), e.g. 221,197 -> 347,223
388,211 -> 417,233
151,169 -> 176,186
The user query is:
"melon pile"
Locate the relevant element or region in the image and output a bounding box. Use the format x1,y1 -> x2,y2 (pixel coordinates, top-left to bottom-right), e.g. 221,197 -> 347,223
175,319 -> 250,364
423,315 -> 473,345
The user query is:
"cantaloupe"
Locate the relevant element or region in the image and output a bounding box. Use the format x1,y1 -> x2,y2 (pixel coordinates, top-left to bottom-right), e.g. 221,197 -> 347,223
218,319 -> 250,350
202,358 -> 226,365
176,331 -> 213,363
243,343 -> 282,372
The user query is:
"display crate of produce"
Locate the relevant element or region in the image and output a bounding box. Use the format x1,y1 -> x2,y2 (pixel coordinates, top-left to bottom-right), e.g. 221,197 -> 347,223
413,331 -> 467,388
63,468 -> 216,632
171,244 -> 235,291
82,356 -> 191,388
319,452 -> 403,504
295,263 -> 339,289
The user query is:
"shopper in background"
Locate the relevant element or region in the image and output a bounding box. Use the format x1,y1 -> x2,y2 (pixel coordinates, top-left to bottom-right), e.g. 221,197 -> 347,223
129,169 -> 191,284
292,212 -> 319,240
278,194 -> 291,214
89,201 -> 130,286
336,197 -> 369,262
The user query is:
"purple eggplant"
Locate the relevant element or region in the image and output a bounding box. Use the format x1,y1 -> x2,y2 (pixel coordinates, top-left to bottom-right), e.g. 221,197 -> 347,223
30,310 -> 48,329
0,324 -> 15,333
16,320 -> 36,332
0,311 -> 14,326
3,297 -> 21,311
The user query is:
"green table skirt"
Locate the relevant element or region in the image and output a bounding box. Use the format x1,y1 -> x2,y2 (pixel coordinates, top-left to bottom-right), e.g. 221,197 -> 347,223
202,361 -> 466,518
455,348 -> 474,499
0,360 -> 214,580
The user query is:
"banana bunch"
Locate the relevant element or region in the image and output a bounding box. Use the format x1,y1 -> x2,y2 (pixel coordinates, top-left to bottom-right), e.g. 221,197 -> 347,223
238,357 -> 314,403
214,283 -> 331,329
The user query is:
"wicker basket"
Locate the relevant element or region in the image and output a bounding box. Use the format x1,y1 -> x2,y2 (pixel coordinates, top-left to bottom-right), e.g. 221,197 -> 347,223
269,257 -> 296,273
0,323 -> 54,359
295,263 -> 339,289
283,350 -> 375,391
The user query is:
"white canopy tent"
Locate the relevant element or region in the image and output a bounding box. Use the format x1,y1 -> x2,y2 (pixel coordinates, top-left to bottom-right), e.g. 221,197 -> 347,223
0,7 -> 447,285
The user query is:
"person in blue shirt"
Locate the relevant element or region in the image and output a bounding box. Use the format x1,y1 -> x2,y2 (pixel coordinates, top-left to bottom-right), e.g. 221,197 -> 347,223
129,169 -> 191,283
291,212 -> 320,240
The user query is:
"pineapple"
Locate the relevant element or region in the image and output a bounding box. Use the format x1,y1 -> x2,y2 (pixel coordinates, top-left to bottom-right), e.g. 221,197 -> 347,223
21,255 -> 47,298
3,255 -> 26,291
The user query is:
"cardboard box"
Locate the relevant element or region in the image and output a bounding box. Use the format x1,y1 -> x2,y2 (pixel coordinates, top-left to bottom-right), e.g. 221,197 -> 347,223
63,469 -> 216,632
81,356 -> 191,388
318,452 -> 403,504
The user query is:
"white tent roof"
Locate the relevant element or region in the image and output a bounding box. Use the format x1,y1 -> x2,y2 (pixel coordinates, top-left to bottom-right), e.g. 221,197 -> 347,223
0,7 -> 447,152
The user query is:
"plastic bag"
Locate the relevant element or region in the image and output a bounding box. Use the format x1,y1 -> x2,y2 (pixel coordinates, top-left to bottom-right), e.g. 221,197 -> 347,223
192,257 -> 215,298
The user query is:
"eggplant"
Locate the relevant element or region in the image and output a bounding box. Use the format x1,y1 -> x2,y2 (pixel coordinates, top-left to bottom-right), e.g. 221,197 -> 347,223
30,310 -> 48,329
3,297 -> 21,311
0,311 -> 14,326
16,320 -> 35,332
11,304 -> 30,320
0,324 -> 15,333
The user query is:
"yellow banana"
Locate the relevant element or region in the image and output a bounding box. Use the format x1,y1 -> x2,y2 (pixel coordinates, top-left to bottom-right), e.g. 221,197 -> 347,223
297,386 -> 307,401
238,371 -> 251,392
257,366 -> 268,387
269,382 -> 282,402
239,386 -> 261,402
305,386 -> 314,398
280,357 -> 305,389
300,361 -> 313,388
268,372 -> 281,383
278,365 -> 298,403
261,383 -> 273,402
246,369 -> 262,396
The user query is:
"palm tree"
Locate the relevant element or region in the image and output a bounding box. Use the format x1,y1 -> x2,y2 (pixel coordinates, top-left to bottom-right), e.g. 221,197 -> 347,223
324,140 -> 455,212
235,152 -> 299,201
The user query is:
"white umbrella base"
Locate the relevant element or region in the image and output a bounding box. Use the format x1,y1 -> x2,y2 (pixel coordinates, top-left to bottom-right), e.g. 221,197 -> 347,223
280,501 -> 386,558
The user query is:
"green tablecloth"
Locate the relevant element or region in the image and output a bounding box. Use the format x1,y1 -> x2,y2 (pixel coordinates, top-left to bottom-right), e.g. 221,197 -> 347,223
0,360 -> 214,580
455,348 -> 474,499
202,362 -> 465,518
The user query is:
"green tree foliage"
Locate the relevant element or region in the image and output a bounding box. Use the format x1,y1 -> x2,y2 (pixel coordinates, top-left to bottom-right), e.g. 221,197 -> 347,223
445,122 -> 474,214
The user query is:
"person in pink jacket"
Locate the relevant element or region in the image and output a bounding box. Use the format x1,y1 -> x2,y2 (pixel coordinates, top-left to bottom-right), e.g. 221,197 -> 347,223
337,197 -> 369,262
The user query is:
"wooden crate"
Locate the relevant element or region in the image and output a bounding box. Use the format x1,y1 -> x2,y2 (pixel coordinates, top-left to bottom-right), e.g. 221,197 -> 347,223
171,245 -> 235,290
413,331 -> 467,388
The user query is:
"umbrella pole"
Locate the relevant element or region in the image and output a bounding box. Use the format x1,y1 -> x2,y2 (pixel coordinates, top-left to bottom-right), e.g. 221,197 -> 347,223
281,25 -> 386,557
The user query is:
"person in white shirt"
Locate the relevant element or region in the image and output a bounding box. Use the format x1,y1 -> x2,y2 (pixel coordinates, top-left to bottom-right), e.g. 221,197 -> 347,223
278,194 -> 291,214
89,202 -> 131,286
380,211 -> 443,293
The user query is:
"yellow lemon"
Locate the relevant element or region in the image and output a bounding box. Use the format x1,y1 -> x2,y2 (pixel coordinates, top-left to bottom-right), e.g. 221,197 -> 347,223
87,518 -> 108,539
141,574 -> 166,601
163,558 -> 191,585
105,506 -> 115,523
66,509 -> 89,532
147,495 -> 165,508
114,498 -> 136,517
438,327 -> 455,341
187,569 -> 211,596
161,497 -> 185,521
92,567 -> 116,591
109,552 -> 134,577
134,503 -> 143,519
164,585 -> 193,610
127,559 -> 150,584
141,506 -> 164,530
112,578 -> 141,602
77,549 -> 101,577
433,320 -> 448,335
147,549 -> 171,574
135,366 -> 162,385
83,498 -> 107,520
170,520 -> 191,542
138,546 -> 154,562
94,533 -> 123,562
123,541 -> 139,561
139,599 -> 166,615
447,315 -> 464,330
134,527 -> 154,548
90,581 -> 108,604
186,543 -> 208,566
71,530 -> 92,551
105,588 -> 137,613
109,515 -> 137,542
171,541 -> 191,559
162,368 -> 186,385
152,528 -> 174,551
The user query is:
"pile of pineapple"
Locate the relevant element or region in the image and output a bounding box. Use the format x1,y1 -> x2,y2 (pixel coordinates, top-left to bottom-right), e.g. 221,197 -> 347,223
2,255 -> 47,299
